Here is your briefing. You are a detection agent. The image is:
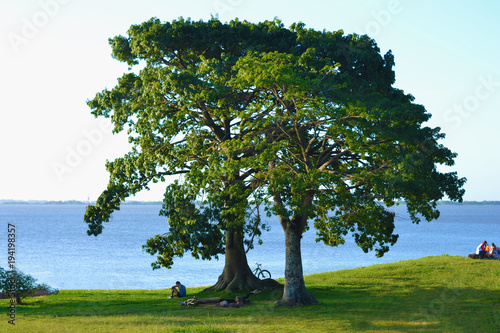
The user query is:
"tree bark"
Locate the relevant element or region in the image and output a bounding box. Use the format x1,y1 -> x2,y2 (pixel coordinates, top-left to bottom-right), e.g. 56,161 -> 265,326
205,228 -> 280,292
15,291 -> 22,305
279,215 -> 319,306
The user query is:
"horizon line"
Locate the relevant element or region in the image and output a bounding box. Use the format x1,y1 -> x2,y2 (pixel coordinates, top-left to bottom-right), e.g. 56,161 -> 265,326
1,199 -> 500,205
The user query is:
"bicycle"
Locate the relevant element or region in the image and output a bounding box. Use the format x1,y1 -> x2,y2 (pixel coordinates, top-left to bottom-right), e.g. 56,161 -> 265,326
252,262 -> 271,279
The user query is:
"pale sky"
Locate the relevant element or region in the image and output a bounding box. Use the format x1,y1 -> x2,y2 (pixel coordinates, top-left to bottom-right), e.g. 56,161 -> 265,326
1,0 -> 499,201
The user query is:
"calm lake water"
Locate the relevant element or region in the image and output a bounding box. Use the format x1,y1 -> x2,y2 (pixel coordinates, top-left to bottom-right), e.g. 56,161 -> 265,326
0,204 -> 498,290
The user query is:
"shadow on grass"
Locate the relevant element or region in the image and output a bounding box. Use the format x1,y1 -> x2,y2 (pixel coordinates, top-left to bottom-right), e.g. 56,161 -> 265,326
11,289 -> 179,317
12,287 -> 283,316
5,284 -> 500,332
307,283 -> 500,332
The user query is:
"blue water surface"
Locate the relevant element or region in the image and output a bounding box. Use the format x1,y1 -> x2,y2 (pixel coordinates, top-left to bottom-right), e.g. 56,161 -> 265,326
0,204 -> 498,289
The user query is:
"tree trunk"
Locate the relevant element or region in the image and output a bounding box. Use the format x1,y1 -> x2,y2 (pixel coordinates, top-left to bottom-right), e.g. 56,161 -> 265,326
205,228 -> 278,292
280,217 -> 319,306
205,180 -> 282,292
15,291 -> 22,305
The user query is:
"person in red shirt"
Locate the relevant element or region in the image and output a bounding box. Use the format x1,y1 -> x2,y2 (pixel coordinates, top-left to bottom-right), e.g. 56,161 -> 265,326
476,241 -> 488,258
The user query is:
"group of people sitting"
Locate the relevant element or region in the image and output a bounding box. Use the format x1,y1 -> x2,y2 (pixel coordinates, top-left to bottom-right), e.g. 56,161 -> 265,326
476,241 -> 499,259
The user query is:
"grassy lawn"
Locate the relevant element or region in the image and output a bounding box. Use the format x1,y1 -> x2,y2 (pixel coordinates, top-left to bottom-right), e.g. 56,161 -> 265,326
2,255 -> 500,332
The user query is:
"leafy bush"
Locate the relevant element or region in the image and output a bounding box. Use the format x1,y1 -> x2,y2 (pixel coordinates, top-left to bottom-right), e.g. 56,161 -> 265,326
0,267 -> 58,304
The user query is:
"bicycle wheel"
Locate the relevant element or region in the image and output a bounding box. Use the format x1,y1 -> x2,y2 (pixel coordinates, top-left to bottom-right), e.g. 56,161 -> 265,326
258,270 -> 271,279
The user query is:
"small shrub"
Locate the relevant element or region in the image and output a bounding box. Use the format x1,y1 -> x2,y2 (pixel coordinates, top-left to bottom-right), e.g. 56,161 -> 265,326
0,267 -> 59,304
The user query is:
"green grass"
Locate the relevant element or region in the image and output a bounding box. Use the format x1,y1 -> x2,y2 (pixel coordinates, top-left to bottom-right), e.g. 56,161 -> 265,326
2,255 -> 500,332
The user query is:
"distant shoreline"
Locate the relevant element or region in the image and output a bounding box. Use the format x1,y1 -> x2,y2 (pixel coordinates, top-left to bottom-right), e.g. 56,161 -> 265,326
1,199 -> 500,205
0,200 -> 163,205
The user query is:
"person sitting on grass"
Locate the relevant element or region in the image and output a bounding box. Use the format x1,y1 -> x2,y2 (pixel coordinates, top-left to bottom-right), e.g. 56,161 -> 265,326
169,281 -> 186,298
476,241 -> 488,258
489,243 -> 499,259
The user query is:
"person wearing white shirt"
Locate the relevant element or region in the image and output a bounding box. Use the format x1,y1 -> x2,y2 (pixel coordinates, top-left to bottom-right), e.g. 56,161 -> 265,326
476,241 -> 488,258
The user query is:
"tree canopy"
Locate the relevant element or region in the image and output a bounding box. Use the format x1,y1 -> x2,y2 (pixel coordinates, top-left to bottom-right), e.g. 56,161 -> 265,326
85,17 -> 301,291
228,31 -> 466,303
84,17 -> 466,303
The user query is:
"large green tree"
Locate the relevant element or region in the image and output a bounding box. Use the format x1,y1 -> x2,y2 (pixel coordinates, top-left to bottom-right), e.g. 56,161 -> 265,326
84,17 -> 466,302
230,23 -> 466,305
84,17 -> 294,291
